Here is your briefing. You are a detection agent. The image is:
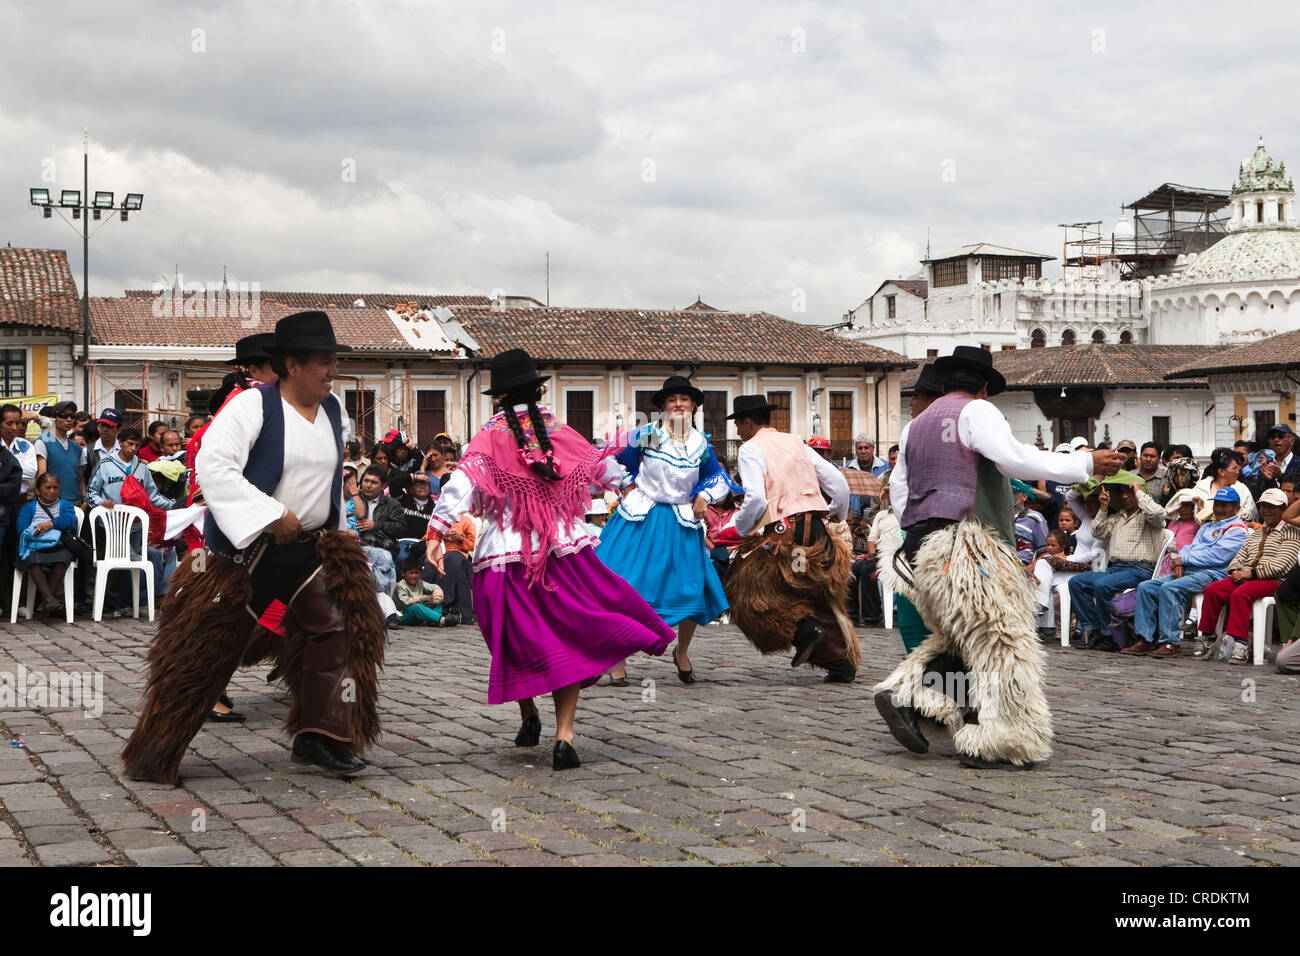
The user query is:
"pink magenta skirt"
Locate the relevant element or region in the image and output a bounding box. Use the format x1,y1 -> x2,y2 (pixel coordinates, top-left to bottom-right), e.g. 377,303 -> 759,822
472,546 -> 675,704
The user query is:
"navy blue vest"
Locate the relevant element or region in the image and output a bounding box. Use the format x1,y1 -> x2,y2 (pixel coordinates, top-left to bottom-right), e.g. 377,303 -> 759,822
204,383 -> 344,553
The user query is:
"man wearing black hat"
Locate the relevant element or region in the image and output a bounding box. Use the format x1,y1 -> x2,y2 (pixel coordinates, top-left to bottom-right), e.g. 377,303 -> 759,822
723,395 -> 859,682
1251,423 -> 1299,500
873,346 -> 1123,769
123,312 -> 387,784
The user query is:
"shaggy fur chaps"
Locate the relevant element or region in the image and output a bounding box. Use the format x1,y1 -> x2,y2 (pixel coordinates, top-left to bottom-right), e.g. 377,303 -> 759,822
872,521 -> 1053,765
726,529 -> 860,670
121,532 -> 386,785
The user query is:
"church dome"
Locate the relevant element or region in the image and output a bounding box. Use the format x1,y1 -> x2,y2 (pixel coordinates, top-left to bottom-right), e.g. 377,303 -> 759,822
1234,137 -> 1293,194
1178,227 -> 1300,282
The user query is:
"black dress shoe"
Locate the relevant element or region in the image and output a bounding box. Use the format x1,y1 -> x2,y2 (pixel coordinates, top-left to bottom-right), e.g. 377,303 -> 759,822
553,740 -> 581,770
672,645 -> 696,684
265,661 -> 284,683
958,753 -> 1038,771
791,619 -> 826,667
607,673 -> 630,687
822,661 -> 856,683
206,709 -> 246,723
514,715 -> 541,747
291,732 -> 365,775
873,691 -> 929,754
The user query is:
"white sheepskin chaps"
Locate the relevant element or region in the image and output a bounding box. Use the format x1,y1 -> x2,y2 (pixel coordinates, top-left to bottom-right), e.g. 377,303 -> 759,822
872,521 -> 1053,765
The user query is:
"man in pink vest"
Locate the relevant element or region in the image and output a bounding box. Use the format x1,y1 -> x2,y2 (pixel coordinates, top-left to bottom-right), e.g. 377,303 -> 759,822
724,395 -> 859,682
873,346 -> 1123,769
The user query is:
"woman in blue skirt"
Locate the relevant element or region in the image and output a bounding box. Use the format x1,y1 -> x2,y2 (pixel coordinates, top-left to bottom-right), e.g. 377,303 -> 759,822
598,376 -> 739,684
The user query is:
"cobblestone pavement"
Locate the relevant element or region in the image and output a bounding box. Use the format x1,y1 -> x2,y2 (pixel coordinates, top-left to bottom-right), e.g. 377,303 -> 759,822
1,614 -> 1299,867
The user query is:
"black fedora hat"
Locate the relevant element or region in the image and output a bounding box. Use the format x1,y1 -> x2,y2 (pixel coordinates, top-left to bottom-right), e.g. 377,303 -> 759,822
725,394 -> 779,421
264,311 -> 353,354
225,332 -> 277,366
933,345 -> 1006,396
902,363 -> 944,397
651,375 -> 705,409
482,348 -> 549,396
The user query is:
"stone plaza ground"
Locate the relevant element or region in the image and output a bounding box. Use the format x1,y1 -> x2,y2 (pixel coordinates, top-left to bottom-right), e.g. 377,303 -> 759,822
1,614 -> 1299,867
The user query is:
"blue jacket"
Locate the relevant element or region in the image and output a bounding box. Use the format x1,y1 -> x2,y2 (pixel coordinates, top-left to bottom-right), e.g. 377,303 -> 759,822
87,452 -> 174,509
1179,515 -> 1250,576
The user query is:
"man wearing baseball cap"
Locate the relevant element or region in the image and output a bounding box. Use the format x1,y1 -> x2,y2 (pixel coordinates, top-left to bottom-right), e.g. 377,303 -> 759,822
1251,423 -> 1299,500
1126,486 -> 1248,658
1196,486 -> 1300,663
87,408 -> 122,478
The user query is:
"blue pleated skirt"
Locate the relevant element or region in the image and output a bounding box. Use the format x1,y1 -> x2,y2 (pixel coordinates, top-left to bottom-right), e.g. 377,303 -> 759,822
596,503 -> 729,627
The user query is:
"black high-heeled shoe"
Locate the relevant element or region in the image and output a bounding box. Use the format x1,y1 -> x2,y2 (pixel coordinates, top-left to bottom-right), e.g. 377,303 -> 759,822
553,739 -> 581,770
514,714 -> 541,747
672,645 -> 696,684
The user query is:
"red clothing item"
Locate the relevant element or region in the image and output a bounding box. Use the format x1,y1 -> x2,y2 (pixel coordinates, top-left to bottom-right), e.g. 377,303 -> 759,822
1198,576 -> 1280,642
138,443 -> 162,463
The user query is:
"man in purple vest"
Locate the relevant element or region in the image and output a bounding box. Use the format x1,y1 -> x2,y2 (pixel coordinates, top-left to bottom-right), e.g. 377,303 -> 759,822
873,346 -> 1123,769
123,312 -> 387,785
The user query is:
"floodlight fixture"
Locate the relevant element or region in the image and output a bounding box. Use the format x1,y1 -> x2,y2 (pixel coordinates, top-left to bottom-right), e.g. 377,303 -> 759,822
29,188 -> 50,206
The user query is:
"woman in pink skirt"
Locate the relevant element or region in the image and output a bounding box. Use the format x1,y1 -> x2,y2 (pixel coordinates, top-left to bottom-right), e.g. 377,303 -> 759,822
426,349 -> 674,769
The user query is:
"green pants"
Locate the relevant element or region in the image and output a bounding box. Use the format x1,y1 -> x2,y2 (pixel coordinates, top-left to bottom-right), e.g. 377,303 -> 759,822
896,594 -> 929,654
1276,600 -> 1300,643
401,603 -> 444,625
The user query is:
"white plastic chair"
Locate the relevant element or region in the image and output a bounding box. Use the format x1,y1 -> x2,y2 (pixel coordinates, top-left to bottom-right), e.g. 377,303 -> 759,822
881,579 -> 895,630
89,504 -> 155,622
1055,551 -> 1109,646
1191,592 -> 1274,665
11,508 -> 84,624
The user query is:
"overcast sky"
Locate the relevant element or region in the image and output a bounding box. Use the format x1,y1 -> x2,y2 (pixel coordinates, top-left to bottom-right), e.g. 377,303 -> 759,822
2,1 -> 1296,323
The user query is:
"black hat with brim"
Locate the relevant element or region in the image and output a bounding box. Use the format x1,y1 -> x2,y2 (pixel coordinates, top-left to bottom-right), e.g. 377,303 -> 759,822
264,311 -> 353,354
902,363 -> 944,397
651,375 -> 706,409
225,332 -> 278,365
483,348 -> 549,396
932,345 -> 1006,396
725,394 -> 779,421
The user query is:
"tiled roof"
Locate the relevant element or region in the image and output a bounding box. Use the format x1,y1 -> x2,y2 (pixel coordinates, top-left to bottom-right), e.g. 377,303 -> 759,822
874,279 -> 928,299
123,289 -> 492,310
925,243 -> 1056,262
90,296 -> 448,353
0,247 -> 82,332
456,306 -> 912,368
682,298 -> 723,311
903,344 -> 1215,390
1165,328 -> 1300,378
1175,228 -> 1300,282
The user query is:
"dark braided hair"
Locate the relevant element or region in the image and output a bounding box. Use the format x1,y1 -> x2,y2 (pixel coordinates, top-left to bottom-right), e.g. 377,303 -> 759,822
498,387 -> 560,480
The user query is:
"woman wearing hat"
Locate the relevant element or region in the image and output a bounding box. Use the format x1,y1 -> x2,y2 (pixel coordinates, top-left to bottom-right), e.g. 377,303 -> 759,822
426,349 -> 674,769
1193,448 -> 1256,524
595,376 -> 739,685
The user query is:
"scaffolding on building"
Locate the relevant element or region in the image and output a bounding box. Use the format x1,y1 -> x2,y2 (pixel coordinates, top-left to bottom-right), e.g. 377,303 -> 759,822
1062,183 -> 1231,281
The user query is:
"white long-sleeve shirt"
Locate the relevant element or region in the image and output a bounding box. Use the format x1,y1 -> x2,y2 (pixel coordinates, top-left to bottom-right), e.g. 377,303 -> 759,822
196,388 -> 346,550
733,441 -> 849,536
891,399 -> 1093,523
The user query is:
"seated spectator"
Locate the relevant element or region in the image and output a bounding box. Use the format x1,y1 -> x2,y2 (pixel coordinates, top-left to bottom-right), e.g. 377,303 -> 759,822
420,445 -> 455,491
395,472 -> 437,563
355,465 -> 405,557
16,472 -> 77,615
584,498 -> 609,539
1250,423 -> 1298,501
1067,476 -> 1165,651
1160,451 -> 1199,503
1126,487 -> 1249,658
1193,447 -> 1256,523
1136,441 -> 1165,502
345,439 -> 369,474
850,481 -> 901,627
1197,487 -> 1300,663
1032,490 -> 1106,634
1012,479 -> 1048,563
1164,489 -> 1202,550
425,512 -> 475,625
393,559 -> 457,626
1283,474 -> 1300,507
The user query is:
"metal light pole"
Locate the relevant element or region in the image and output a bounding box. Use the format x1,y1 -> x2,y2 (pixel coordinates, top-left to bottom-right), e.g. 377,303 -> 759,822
28,130 -> 144,410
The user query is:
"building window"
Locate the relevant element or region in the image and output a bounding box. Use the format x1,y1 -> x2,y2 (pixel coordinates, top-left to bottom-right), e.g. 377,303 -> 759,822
980,257 -> 1041,282
564,389 -> 594,444
345,389 -> 376,447
701,391 -> 728,442
926,349 -> 939,359
886,295 -> 896,319
1255,409 -> 1277,437
1092,329 -> 1106,344
416,389 -> 447,447
829,392 -> 853,460
1151,416 -> 1170,451
1061,329 -> 1077,346
114,389 -> 146,434
1030,328 -> 1046,348
766,390 -> 792,433
1119,329 -> 1133,344
1280,201 -> 1286,223
1257,200 -> 1265,223
932,259 -> 967,288
0,348 -> 26,398
1001,344 -> 1016,351
634,390 -> 659,428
